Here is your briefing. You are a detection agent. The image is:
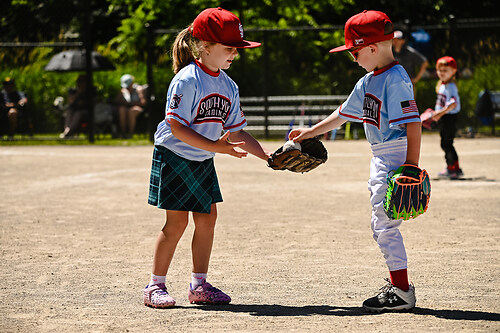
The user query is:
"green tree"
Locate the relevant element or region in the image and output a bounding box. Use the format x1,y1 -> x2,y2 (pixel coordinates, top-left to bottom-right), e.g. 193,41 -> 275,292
1,0 -> 498,134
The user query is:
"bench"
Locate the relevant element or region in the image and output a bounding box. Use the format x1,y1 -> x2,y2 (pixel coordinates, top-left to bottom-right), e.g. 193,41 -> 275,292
240,94 -> 348,138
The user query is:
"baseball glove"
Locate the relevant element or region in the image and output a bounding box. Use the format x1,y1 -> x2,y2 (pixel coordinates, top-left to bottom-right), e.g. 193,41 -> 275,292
420,108 -> 436,130
384,164 -> 431,220
268,137 -> 328,173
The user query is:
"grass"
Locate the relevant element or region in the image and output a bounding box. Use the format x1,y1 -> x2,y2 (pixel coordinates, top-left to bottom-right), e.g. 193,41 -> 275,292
0,133 -> 153,146
0,124 -> 498,146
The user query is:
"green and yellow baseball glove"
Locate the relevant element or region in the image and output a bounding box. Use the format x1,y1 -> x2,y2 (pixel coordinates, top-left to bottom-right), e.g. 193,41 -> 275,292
384,164 -> 431,220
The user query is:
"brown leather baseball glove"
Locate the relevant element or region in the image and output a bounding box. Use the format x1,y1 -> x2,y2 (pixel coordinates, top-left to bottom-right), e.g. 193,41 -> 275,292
268,137 -> 328,173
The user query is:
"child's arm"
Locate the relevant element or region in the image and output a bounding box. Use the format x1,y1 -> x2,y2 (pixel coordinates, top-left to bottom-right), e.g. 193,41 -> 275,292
405,122 -> 421,166
289,108 -> 347,141
170,120 -> 248,158
228,130 -> 271,161
432,102 -> 457,121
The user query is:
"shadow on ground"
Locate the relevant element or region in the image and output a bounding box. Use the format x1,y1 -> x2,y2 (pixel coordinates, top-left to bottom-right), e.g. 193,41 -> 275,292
187,304 -> 500,321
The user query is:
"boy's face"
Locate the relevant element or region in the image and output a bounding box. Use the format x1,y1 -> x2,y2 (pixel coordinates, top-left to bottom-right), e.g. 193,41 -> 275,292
351,45 -> 378,72
436,64 -> 456,82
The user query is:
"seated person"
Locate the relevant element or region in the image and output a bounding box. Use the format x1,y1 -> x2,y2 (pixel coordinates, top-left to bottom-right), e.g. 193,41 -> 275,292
60,75 -> 92,138
1,77 -> 29,139
115,74 -> 146,138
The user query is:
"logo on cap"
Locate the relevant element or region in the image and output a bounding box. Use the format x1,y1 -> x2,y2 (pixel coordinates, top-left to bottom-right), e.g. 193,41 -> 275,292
239,23 -> 244,39
355,39 -> 365,46
191,7 -> 261,49
329,10 -> 394,54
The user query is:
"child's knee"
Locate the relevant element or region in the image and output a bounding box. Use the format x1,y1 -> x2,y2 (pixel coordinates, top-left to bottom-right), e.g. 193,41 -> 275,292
195,214 -> 217,230
163,215 -> 189,234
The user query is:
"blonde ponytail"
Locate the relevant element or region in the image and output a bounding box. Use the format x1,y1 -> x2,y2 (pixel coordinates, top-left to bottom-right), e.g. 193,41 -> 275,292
435,80 -> 441,94
172,27 -> 199,74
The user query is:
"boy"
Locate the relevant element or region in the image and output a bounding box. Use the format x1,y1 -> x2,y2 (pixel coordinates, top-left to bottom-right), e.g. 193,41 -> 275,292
289,10 -> 422,312
432,56 -> 462,178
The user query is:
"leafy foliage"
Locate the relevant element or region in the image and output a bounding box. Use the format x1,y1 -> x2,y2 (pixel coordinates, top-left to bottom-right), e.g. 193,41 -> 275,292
1,0 -> 499,134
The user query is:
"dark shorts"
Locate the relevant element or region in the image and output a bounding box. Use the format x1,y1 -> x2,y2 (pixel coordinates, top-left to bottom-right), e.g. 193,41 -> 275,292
148,146 -> 222,214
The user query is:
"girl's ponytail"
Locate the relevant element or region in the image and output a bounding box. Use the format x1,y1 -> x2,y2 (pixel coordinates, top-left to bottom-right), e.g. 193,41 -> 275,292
171,27 -> 196,74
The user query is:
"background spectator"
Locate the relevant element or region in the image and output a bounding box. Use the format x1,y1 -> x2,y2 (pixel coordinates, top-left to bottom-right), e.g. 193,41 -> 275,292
60,74 -> 92,138
115,74 -> 146,138
1,77 -> 29,139
392,30 -> 429,96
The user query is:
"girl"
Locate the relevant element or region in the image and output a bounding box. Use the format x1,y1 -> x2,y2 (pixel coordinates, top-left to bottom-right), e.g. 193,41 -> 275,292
143,7 -> 270,308
432,56 -> 462,178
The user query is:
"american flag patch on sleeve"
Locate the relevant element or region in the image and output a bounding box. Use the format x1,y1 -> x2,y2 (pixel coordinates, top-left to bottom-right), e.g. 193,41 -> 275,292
401,100 -> 418,113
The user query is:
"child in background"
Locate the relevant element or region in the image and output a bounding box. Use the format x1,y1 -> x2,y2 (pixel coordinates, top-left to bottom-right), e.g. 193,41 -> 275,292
143,7 -> 270,308
290,10 -> 422,312
431,56 -> 462,178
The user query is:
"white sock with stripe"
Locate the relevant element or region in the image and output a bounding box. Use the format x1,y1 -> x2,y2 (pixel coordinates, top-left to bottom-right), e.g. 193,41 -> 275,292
191,273 -> 207,289
149,274 -> 166,287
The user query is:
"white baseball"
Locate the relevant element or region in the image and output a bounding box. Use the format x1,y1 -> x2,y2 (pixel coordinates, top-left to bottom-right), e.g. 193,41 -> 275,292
283,140 -> 301,151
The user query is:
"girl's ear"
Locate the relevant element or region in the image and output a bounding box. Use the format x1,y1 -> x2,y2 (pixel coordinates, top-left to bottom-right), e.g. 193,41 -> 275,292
201,41 -> 212,54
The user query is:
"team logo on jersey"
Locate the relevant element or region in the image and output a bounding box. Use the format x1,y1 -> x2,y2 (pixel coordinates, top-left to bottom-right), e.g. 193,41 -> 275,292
363,93 -> 381,128
170,94 -> 183,109
194,94 -> 231,124
436,93 -> 446,109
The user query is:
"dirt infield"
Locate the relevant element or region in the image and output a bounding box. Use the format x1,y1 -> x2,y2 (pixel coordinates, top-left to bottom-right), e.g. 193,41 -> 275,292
1,134 -> 499,332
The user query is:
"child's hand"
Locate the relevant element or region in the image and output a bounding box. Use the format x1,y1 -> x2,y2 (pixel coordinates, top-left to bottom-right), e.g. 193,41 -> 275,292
288,128 -> 313,142
431,111 -> 441,121
216,131 -> 248,158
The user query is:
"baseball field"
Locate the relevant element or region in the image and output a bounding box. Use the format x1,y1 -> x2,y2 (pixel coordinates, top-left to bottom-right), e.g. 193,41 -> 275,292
1,134 -> 499,332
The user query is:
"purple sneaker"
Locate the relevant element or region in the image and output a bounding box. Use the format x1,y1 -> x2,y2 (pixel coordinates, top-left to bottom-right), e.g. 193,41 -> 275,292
143,283 -> 176,308
188,281 -> 231,305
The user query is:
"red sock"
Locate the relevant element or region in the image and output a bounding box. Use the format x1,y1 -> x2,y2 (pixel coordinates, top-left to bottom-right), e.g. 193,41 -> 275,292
390,269 -> 409,291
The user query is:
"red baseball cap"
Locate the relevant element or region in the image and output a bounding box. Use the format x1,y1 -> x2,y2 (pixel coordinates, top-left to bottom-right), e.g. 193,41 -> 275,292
191,7 -> 261,48
329,10 -> 394,53
436,56 -> 457,69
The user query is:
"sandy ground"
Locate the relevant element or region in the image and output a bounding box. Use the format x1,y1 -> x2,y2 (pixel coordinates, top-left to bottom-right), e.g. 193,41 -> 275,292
0,134 -> 499,332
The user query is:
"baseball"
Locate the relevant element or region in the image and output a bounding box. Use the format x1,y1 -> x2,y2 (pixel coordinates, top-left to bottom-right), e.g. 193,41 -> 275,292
283,140 -> 301,152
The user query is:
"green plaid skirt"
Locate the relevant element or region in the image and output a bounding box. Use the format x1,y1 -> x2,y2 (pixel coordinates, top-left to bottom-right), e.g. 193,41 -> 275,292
148,146 -> 223,214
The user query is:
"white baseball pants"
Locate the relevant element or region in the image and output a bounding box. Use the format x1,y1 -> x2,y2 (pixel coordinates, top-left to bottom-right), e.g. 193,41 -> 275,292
369,138 -> 408,271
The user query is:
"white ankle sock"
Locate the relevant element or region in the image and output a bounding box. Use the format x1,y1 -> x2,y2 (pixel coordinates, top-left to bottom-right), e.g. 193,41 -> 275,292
149,274 -> 166,287
191,273 -> 207,289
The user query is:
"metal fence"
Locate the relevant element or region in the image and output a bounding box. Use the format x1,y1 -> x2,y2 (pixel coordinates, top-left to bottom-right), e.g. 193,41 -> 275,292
146,17 -> 500,139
